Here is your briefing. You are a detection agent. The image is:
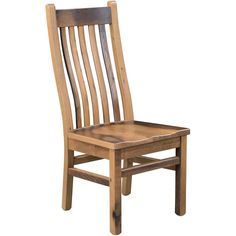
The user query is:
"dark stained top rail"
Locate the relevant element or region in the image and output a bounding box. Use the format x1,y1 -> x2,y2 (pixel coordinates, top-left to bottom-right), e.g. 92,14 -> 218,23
56,7 -> 111,27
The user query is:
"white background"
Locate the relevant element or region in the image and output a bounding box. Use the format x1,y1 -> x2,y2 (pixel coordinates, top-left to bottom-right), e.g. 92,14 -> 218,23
0,0 -> 236,235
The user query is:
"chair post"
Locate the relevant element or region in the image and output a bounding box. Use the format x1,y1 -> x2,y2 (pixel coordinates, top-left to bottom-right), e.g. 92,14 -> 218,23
122,159 -> 133,195
108,0 -> 134,198
62,140 -> 74,210
175,136 -> 187,215
109,150 -> 122,235
45,4 -> 74,134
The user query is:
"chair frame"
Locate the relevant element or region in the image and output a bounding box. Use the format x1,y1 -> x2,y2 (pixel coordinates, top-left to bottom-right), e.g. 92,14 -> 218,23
46,1 -> 190,235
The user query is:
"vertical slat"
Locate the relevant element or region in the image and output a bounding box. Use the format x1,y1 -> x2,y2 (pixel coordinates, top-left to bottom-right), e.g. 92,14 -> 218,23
109,150 -> 122,235
68,27 -> 90,127
88,25 -> 110,123
60,27 -> 82,128
46,4 -> 73,133
108,1 -> 134,120
175,136 -> 187,216
78,26 -> 100,125
98,24 -> 120,121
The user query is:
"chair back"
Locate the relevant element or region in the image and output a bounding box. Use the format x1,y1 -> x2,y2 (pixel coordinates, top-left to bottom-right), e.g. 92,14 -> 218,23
46,1 -> 133,132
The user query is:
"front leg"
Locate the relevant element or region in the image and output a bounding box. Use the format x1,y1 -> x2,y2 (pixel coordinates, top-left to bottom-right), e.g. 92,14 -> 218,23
109,150 -> 122,235
175,136 -> 187,215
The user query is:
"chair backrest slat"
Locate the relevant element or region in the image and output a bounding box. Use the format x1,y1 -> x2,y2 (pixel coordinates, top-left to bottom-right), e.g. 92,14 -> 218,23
56,7 -> 111,27
60,27 -> 82,128
46,1 -> 133,130
98,24 -> 120,121
88,25 -> 110,123
78,26 -> 100,125
68,27 -> 90,126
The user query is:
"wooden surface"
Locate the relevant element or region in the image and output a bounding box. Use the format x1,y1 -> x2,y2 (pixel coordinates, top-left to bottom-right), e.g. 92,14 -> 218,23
68,26 -> 90,126
78,26 -> 100,125
62,145 -> 74,210
109,150 -> 122,235
46,4 -> 73,133
69,167 -> 109,186
60,27 -> 82,128
53,4 -> 133,128
131,156 -> 176,170
68,139 -> 110,159
50,2 -> 135,128
120,137 -> 180,159
108,1 -> 133,120
121,156 -> 179,177
68,120 -> 190,149
175,136 -> 187,216
56,7 -> 111,27
99,24 -> 120,121
73,154 -> 103,165
46,5 -> 74,210
122,159 -> 132,195
88,25 -> 110,123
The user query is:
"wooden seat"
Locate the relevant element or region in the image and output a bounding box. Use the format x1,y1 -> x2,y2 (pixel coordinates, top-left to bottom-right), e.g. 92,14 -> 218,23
46,1 -> 190,235
68,121 -> 189,149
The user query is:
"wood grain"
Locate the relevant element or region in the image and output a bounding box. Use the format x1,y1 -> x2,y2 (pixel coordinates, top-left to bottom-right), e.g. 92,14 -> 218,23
88,25 -> 110,123
68,139 -> 110,159
56,7 -> 111,27
109,150 -> 122,235
122,159 -> 132,195
62,144 -> 74,210
46,4 -> 73,133
175,136 -> 187,216
60,27 -> 82,128
131,156 -> 176,170
108,1 -> 133,120
99,24 -> 120,121
69,167 -> 109,186
121,156 -> 179,177
78,26 -> 100,125
68,120 -> 189,149
68,26 -> 90,126
73,154 -> 103,165
120,137 -> 180,159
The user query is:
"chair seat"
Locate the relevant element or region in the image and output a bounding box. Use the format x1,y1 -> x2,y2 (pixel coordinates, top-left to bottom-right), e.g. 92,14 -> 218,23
68,120 -> 190,149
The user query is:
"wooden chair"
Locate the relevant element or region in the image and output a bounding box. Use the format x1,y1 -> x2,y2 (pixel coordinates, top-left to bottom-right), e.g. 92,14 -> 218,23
46,1 -> 190,234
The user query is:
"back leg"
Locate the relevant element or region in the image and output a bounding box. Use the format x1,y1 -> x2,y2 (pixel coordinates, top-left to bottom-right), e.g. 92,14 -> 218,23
175,136 -> 187,215
62,146 -> 74,210
122,159 -> 132,195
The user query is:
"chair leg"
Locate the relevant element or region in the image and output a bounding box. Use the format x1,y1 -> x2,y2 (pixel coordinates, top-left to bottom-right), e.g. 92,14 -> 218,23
109,150 -> 122,235
122,159 -> 132,195
175,136 -> 187,216
62,147 -> 74,210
